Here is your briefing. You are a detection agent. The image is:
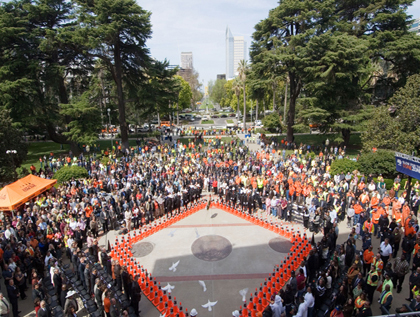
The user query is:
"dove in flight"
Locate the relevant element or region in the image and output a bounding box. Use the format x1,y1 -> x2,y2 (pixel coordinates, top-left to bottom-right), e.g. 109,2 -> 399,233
202,300 -> 218,311
198,280 -> 207,292
161,283 -> 175,293
239,288 -> 249,302
169,260 -> 180,272
168,229 -> 177,237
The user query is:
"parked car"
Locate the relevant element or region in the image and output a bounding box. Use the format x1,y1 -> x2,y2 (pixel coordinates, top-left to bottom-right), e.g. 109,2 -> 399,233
229,113 -> 236,117
220,114 -> 228,118
255,120 -> 262,126
211,114 -> 219,118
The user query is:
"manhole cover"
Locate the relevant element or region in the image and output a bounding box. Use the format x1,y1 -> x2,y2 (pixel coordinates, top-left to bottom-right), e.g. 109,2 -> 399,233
132,242 -> 154,257
268,237 -> 293,253
191,235 -> 232,261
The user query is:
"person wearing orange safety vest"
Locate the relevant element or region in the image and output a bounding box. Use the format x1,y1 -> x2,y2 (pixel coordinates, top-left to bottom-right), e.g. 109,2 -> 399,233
379,284 -> 393,312
354,293 -> 367,312
373,253 -> 384,276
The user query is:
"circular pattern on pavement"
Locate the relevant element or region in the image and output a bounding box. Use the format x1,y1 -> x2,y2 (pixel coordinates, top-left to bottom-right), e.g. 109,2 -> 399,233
268,237 -> 293,253
132,242 -> 154,257
191,235 -> 233,261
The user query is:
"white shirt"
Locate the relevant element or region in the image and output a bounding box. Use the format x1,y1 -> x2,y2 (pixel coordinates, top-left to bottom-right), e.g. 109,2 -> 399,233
380,242 -> 393,256
294,301 -> 308,317
304,292 -> 315,308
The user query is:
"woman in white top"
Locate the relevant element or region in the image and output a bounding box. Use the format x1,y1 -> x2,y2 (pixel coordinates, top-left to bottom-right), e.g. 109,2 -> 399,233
125,209 -> 132,232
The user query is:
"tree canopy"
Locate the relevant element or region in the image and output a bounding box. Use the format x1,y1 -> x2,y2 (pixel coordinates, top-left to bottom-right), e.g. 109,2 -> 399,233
251,0 -> 420,145
362,74 -> 420,155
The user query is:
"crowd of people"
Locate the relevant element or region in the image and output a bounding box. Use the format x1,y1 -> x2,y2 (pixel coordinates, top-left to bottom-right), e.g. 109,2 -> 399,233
4,134 -> 420,317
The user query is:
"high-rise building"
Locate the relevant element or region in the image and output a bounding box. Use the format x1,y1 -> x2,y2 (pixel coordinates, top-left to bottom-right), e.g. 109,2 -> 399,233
226,27 -> 247,79
409,18 -> 420,35
181,52 -> 193,69
217,74 -> 226,80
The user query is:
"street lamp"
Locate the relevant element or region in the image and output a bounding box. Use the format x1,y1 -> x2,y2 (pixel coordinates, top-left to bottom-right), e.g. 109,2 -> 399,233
6,150 -> 17,180
107,108 -> 112,149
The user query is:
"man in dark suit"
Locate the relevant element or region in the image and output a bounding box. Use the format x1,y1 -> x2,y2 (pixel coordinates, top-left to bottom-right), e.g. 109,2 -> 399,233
38,300 -> 51,317
131,275 -> 142,316
352,272 -> 365,290
53,269 -> 62,299
6,280 -> 19,317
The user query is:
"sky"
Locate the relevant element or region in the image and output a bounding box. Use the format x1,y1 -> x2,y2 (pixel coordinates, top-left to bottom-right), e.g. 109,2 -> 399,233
140,0 -> 420,88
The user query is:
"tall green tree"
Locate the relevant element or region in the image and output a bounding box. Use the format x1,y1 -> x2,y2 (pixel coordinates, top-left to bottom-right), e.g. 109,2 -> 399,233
362,74 -> 420,154
232,78 -> 241,116
74,0 -> 152,149
238,60 -> 248,129
251,0 -> 333,141
0,0 -> 91,154
209,79 -> 227,106
0,110 -> 28,182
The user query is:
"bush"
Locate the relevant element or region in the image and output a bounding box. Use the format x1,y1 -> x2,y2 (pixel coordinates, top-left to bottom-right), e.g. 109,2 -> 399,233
358,150 -> 396,178
54,166 -> 89,183
262,113 -> 282,132
330,158 -> 360,176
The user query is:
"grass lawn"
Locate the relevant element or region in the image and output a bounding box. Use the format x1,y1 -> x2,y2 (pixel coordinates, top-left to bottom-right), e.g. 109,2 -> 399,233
201,120 -> 214,124
226,119 -> 234,123
271,133 -> 361,156
22,139 -> 141,171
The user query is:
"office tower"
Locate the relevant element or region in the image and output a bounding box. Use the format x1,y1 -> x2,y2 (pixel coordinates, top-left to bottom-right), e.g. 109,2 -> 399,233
409,18 -> 420,35
226,27 -> 247,79
181,52 -> 193,69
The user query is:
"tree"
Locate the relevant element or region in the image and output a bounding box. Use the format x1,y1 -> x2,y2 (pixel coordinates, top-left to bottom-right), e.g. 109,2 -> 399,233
238,60 -> 248,129
0,110 -> 28,182
0,0 -> 92,155
262,113 -> 282,132
178,68 -> 202,108
362,74 -> 420,154
301,32 -> 372,144
232,78 -> 241,116
209,79 -> 227,105
175,75 -> 193,110
251,0 -> 331,142
74,0 -> 153,149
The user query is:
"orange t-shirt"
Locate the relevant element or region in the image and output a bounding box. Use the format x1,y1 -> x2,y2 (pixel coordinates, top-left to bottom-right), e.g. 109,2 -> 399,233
104,297 -> 111,313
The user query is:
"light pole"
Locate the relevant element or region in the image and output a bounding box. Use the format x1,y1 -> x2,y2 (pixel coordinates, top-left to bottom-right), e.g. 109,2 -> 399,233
6,150 -> 17,180
107,108 -> 112,149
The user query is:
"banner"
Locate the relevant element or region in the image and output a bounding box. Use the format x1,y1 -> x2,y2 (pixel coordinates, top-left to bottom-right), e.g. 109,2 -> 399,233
395,152 -> 420,180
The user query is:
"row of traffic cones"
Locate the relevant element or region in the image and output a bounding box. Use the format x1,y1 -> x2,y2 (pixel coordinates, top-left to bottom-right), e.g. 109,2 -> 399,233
110,199 -> 312,317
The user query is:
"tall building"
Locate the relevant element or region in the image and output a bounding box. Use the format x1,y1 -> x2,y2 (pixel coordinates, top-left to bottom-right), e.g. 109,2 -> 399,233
226,27 -> 247,79
181,52 -> 193,69
409,18 -> 420,35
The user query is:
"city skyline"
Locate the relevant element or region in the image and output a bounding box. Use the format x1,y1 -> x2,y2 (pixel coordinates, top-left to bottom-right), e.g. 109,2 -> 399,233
140,0 -> 420,86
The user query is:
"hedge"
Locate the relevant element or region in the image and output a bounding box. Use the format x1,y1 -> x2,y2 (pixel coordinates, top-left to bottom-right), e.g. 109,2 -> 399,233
54,166 -> 89,183
329,158 -> 360,176
358,150 -> 396,178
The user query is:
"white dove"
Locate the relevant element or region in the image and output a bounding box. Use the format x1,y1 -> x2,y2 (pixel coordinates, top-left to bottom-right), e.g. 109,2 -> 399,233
161,283 -> 175,293
198,280 -> 207,292
239,288 -> 249,302
169,260 -> 180,272
202,300 -> 218,311
159,313 -> 166,317
168,229 -> 177,237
